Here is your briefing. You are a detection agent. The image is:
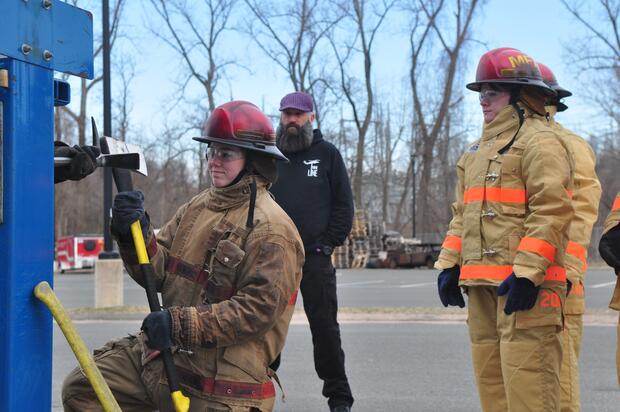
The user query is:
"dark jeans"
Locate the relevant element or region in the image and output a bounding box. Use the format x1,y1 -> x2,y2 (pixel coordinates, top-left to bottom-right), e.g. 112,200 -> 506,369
301,254 -> 353,408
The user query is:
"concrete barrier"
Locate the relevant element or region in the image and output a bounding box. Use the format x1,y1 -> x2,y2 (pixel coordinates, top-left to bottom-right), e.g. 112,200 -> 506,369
94,259 -> 124,308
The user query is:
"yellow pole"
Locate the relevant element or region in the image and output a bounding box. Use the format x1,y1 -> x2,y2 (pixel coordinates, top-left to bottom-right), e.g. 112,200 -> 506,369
34,281 -> 121,412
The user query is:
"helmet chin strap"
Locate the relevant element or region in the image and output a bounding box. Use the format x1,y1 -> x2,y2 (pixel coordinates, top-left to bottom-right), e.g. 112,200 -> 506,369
246,177 -> 257,229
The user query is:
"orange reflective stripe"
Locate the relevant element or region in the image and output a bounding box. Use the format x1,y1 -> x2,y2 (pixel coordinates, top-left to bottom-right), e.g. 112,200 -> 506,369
288,290 -> 298,305
463,187 -> 526,204
566,189 -> 574,199
517,237 -> 556,262
569,282 -> 584,296
566,241 -> 587,271
463,187 -> 485,203
613,196 -> 620,211
460,264 -> 566,282
460,265 -> 513,280
442,235 -> 462,252
544,265 -> 566,282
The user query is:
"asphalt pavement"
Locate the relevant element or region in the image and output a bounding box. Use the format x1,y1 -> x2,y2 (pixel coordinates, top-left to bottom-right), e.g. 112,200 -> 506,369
53,267 -> 618,310
53,321 -> 620,411
50,267 -> 620,411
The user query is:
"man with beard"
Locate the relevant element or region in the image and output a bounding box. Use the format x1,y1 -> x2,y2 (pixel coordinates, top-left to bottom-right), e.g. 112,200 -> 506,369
270,91 -> 354,412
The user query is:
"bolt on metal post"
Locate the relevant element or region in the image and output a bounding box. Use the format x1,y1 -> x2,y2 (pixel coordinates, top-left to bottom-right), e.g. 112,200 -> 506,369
21,44 -> 32,55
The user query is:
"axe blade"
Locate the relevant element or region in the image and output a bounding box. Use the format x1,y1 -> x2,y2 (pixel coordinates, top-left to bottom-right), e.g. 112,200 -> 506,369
101,137 -> 148,177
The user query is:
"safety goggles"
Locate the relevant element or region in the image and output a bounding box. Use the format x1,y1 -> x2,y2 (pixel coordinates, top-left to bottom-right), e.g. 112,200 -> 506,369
478,89 -> 508,103
206,147 -> 245,162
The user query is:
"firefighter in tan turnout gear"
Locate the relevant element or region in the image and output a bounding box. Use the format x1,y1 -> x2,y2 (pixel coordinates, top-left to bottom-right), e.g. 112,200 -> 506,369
62,101 -> 305,412
436,48 -> 574,412
538,62 -> 602,412
599,192 -> 620,388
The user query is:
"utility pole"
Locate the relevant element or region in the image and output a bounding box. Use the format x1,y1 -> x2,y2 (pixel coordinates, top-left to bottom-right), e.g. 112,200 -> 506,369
100,0 -> 118,259
411,154 -> 416,239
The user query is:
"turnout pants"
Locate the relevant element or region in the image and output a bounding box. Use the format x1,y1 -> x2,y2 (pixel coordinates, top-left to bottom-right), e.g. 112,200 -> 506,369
62,335 -> 264,412
300,254 -> 353,409
467,284 -> 564,412
560,282 -> 585,412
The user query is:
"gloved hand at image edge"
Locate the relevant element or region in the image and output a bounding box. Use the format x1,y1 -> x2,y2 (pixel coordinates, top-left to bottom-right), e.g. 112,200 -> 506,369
54,142 -> 101,183
141,309 -> 173,351
599,224 -> 620,274
437,265 -> 465,308
111,190 -> 150,242
497,273 -> 540,315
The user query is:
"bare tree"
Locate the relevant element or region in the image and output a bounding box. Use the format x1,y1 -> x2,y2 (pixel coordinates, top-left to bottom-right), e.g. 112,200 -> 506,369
406,0 -> 481,237
113,57 -> 136,142
59,0 -> 127,146
330,0 -> 395,207
561,0 -> 620,221
243,0 -> 343,126
148,0 -> 237,111
147,0 -> 237,190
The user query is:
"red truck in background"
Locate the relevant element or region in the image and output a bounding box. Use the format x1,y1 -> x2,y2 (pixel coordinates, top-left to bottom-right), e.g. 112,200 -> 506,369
56,235 -> 103,272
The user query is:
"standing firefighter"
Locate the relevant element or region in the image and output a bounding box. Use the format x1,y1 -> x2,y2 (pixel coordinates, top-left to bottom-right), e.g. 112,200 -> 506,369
270,92 -> 354,412
599,192 -> 620,388
435,48 -> 574,412
62,101 -> 305,412
539,62 -> 602,412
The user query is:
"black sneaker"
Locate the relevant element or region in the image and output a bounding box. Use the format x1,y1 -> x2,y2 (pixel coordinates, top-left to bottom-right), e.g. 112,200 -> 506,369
331,406 -> 351,412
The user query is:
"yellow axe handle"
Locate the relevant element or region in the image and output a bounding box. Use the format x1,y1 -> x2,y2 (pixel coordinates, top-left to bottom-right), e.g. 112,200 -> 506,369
34,281 -> 121,412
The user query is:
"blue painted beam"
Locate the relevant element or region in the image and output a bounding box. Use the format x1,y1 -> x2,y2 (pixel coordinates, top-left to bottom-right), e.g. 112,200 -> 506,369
0,57 -> 54,411
0,0 -> 94,79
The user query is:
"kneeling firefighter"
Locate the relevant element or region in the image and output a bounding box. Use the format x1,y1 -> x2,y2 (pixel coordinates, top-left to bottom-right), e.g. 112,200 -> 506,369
435,47 -> 574,412
62,101 -> 305,412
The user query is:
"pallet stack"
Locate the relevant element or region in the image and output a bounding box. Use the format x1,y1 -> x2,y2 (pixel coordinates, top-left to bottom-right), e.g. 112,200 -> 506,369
332,243 -> 351,269
349,209 -> 370,269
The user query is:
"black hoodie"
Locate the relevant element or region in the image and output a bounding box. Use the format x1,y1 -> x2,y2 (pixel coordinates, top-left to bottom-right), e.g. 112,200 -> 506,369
270,129 -> 354,250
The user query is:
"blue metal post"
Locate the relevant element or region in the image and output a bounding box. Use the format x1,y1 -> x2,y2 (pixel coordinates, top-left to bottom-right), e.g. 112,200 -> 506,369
0,1 -> 93,409
0,57 -> 55,410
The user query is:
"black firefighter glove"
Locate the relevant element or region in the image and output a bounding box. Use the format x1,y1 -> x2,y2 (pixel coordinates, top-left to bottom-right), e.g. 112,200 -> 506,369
141,309 -> 173,351
599,224 -> 620,274
497,273 -> 540,315
54,142 -> 100,183
437,265 -> 465,308
111,191 -> 149,243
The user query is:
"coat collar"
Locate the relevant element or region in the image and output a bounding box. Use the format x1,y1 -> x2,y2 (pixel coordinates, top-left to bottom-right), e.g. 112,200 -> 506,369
481,105 -> 520,140
204,175 -> 269,212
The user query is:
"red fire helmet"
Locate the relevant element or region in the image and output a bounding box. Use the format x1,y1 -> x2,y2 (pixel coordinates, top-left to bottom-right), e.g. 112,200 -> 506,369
537,62 -> 572,99
466,47 -> 556,96
193,101 -> 287,161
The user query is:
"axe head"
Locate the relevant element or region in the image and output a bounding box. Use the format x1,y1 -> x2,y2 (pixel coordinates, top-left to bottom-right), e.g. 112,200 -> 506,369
93,117 -> 148,177
101,137 -> 148,176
